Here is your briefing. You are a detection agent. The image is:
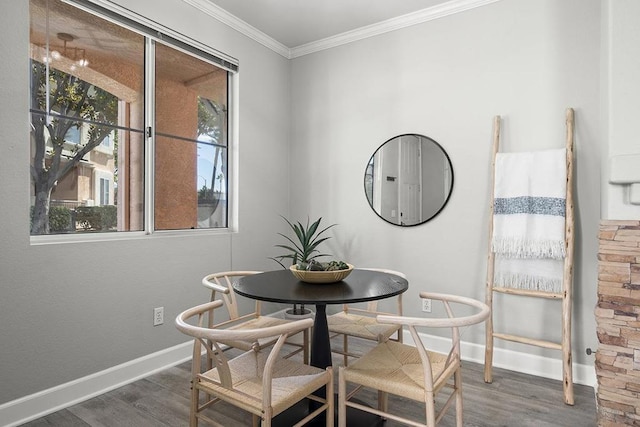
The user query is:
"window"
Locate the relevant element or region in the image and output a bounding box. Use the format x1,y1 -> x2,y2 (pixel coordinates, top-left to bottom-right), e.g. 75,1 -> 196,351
29,0 -> 236,236
64,126 -> 81,144
100,134 -> 112,149
99,177 -> 110,206
154,42 -> 229,231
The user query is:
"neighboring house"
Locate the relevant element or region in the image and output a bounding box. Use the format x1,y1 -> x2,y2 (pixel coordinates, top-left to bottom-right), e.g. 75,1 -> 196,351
47,125 -> 116,209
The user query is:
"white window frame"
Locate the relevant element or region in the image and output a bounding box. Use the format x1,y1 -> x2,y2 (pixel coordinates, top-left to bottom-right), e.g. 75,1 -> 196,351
31,0 -> 239,244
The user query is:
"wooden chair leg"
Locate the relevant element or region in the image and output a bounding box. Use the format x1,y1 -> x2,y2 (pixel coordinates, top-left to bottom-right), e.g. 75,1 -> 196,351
455,367 -> 463,427
190,382 -> 199,427
205,341 -> 213,371
338,367 -> 347,427
263,407 -> 273,427
378,390 -> 388,413
326,367 -> 334,427
342,335 -> 349,366
425,392 -> 436,427
201,351 -> 215,403
303,328 -> 310,364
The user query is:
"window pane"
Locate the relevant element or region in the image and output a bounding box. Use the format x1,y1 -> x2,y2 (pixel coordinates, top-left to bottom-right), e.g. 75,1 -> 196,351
155,42 -> 229,230
29,0 -> 144,235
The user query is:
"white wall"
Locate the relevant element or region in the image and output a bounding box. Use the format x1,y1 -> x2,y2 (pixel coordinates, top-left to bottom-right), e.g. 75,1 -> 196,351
290,0 -> 601,365
601,0 -> 640,219
0,0 -> 290,405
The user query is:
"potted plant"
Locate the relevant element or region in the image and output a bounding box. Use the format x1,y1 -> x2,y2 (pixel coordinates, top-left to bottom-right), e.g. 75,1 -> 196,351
271,216 -> 342,317
272,216 -> 336,269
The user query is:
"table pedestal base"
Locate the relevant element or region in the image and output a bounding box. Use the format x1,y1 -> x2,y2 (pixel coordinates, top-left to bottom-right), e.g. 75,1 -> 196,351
273,396 -> 383,426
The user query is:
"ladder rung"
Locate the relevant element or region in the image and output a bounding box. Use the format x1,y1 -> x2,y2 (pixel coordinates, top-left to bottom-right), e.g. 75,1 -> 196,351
493,333 -> 562,350
492,287 -> 563,299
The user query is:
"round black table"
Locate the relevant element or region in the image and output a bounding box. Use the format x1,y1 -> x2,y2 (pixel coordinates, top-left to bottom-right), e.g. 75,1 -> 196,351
235,268 -> 408,426
234,268 -> 408,369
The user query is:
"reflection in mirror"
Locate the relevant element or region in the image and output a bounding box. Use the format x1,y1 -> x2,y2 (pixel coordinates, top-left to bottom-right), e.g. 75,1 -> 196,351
364,134 -> 454,226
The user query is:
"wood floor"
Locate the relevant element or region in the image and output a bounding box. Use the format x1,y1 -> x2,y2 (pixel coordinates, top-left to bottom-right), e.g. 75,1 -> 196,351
21,337 -> 596,427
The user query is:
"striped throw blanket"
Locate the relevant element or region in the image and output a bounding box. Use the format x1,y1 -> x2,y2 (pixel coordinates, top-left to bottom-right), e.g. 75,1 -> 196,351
492,148 -> 567,292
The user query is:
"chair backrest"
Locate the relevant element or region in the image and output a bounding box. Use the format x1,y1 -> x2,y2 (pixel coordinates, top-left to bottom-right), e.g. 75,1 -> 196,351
377,292 -> 490,386
346,268 -> 406,313
202,271 -> 262,320
175,300 -> 314,391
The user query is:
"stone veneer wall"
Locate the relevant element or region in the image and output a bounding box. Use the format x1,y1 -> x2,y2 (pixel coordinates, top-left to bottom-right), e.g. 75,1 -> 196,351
596,220 -> 640,426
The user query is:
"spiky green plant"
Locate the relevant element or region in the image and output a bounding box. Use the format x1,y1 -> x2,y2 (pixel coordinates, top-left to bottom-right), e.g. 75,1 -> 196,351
271,216 -> 336,269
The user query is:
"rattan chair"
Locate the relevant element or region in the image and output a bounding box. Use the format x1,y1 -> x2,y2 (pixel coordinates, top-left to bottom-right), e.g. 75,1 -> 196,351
327,268 -> 405,365
202,271 -> 308,364
338,292 -> 490,427
176,300 -> 334,427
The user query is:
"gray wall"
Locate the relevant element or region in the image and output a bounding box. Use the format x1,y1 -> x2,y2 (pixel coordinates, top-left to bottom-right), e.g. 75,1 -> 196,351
289,0 -> 601,364
0,0 -> 291,404
2,0 -> 639,411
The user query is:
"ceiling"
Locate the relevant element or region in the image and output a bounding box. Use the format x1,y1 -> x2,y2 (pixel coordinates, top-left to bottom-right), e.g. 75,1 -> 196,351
204,0 -> 453,49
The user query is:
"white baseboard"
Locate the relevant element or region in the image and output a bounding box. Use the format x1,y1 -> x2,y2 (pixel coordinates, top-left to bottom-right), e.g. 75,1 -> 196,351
0,327 -> 596,427
0,341 -> 194,427
403,329 -> 597,388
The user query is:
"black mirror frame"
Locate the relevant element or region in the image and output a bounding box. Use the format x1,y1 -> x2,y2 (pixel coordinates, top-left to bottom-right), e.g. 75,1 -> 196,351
363,133 -> 454,227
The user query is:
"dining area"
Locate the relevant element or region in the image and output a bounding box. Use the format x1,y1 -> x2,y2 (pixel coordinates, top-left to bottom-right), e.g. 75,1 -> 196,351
174,266 -> 492,426
1,0 -> 612,425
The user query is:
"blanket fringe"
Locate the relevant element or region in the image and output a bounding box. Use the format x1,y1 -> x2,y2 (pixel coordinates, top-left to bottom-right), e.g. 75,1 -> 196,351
494,272 -> 562,293
491,238 -> 566,260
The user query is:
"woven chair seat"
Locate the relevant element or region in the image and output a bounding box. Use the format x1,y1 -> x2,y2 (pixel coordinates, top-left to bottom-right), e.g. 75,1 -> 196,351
199,349 -> 329,416
327,311 -> 401,341
176,300 -> 333,426
221,316 -> 292,350
326,268 -> 406,366
338,293 -> 490,427
202,271 -> 309,363
342,340 -> 450,402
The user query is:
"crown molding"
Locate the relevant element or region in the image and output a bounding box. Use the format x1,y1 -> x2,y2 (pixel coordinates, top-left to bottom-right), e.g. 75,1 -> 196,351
181,0 -> 290,58
290,0 -> 502,58
182,0 -> 502,60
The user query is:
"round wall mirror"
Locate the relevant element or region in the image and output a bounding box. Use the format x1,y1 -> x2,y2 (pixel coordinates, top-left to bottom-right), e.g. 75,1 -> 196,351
364,134 -> 454,226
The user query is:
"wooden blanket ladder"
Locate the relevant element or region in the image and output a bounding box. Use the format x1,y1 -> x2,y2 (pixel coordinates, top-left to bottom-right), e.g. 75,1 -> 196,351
484,108 -> 575,405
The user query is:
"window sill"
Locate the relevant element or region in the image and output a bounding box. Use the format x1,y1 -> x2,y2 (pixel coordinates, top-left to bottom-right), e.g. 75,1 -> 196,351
29,228 -> 234,246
